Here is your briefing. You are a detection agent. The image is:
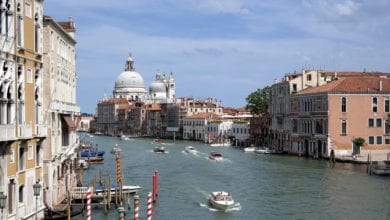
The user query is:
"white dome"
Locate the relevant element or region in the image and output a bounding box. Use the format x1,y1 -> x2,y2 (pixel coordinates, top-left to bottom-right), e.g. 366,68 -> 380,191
149,81 -> 166,93
115,70 -> 145,89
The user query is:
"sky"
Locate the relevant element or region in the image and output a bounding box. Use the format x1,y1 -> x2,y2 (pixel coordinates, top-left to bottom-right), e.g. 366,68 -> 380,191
44,0 -> 390,114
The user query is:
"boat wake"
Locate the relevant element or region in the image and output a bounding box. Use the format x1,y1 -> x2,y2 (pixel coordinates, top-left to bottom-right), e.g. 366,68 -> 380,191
199,202 -> 241,212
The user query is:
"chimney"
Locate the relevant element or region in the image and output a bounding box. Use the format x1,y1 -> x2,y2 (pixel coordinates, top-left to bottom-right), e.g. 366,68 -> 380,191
379,80 -> 383,91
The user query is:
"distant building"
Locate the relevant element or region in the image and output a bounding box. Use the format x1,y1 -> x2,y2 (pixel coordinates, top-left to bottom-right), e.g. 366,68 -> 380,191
290,77 -> 390,158
183,113 -> 219,141
42,15 -> 80,208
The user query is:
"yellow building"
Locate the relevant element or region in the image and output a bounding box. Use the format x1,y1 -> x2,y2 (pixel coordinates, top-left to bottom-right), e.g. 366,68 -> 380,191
0,0 -> 45,219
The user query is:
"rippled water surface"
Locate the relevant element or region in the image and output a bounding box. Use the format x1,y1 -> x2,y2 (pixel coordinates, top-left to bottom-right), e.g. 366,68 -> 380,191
73,134 -> 390,220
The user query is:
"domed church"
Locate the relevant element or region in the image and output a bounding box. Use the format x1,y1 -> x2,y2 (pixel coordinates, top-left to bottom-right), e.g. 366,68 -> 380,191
112,54 -> 175,104
113,54 -> 147,102
149,70 -> 176,103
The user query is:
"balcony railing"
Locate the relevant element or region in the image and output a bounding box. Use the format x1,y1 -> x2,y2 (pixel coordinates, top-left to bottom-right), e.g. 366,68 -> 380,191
19,123 -> 32,139
50,100 -> 80,113
0,124 -> 16,141
35,124 -> 48,137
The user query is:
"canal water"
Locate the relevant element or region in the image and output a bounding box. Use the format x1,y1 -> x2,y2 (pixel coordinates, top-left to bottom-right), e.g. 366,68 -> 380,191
74,134 -> 390,220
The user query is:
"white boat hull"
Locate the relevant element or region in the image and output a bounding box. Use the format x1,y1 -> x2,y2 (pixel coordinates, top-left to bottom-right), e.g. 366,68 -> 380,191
209,191 -> 235,210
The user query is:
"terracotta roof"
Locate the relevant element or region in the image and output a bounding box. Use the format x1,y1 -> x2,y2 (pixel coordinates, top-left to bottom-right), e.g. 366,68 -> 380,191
322,71 -> 390,78
146,104 -> 161,111
186,112 -> 219,119
58,21 -> 75,32
298,77 -> 390,94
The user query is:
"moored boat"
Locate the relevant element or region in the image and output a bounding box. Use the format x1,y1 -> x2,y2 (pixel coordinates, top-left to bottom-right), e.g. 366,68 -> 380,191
209,151 -> 223,160
209,191 -> 235,210
243,146 -> 256,152
372,161 -> 390,175
210,141 -> 231,147
85,156 -> 104,164
95,184 -> 142,195
80,150 -> 105,157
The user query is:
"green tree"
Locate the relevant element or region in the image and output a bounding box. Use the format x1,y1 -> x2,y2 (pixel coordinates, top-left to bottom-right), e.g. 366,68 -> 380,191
245,86 -> 270,114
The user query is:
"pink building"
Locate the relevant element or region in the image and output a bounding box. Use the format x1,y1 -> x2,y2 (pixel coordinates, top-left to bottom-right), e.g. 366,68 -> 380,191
290,77 -> 390,158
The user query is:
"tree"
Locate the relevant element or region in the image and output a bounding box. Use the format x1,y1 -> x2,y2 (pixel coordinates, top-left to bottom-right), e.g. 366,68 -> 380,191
245,86 -> 270,114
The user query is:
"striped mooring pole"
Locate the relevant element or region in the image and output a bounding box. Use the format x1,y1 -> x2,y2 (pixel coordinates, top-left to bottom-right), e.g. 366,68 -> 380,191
87,187 -> 92,220
147,192 -> 153,220
133,194 -> 139,220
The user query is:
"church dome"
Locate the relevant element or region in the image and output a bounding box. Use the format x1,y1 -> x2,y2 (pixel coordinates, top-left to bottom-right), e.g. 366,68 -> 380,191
149,80 -> 166,93
115,70 -> 145,89
113,54 -> 147,101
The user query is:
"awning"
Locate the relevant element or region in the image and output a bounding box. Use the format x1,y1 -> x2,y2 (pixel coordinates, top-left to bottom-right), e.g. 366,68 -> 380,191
62,115 -> 77,132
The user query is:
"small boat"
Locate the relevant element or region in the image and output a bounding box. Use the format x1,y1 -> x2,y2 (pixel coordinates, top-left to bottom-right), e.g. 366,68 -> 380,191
85,156 -> 104,164
111,147 -> 122,154
209,151 -> 223,160
209,191 -> 235,210
243,147 -> 256,152
185,146 -> 197,154
372,161 -> 390,175
44,204 -> 84,220
111,144 -> 122,154
120,135 -> 130,140
255,147 -> 274,154
210,141 -> 231,147
154,138 -> 163,144
80,150 -> 105,157
154,146 -> 166,153
95,184 -> 142,195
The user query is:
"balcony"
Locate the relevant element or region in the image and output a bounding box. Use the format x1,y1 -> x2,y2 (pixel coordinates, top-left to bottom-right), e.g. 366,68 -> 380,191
35,124 -> 48,137
19,123 -> 33,139
0,124 -> 16,141
50,100 -> 80,114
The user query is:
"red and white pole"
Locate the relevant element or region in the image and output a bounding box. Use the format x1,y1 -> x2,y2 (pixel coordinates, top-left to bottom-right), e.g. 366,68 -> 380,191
147,192 -> 153,220
133,194 -> 139,220
152,170 -> 159,202
87,187 -> 92,220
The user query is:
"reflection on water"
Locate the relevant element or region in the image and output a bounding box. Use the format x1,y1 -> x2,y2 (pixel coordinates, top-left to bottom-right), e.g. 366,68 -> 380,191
74,133 -> 390,220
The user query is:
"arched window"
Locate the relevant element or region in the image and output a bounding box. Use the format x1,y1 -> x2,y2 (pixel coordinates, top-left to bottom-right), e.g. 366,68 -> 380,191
341,97 -> 347,112
372,97 -> 378,113
18,185 -> 24,203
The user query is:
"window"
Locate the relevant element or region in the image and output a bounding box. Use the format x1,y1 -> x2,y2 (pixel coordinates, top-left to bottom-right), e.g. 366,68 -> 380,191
386,120 -> 390,135
368,118 -> 374,127
17,2 -> 24,48
9,148 -> 14,163
368,136 -> 374,145
341,120 -> 347,135
34,12 -> 41,53
25,1 -> 32,18
377,118 -> 382,127
292,84 -> 297,93
19,146 -> 25,170
377,136 -> 382,145
307,74 -> 312,81
27,67 -> 33,83
385,139 -> 390,144
28,145 -> 33,160
19,185 -> 24,203
341,97 -> 347,112
372,97 -> 378,112
385,99 -> 390,113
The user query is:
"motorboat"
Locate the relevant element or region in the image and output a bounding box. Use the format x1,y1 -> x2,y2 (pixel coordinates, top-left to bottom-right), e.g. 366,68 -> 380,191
372,161 -> 390,175
210,141 -> 231,147
209,191 -> 235,210
120,135 -> 130,140
255,147 -> 274,154
185,146 -> 197,154
84,156 -> 104,164
243,146 -> 257,152
154,146 -> 166,153
209,151 -> 223,160
111,144 -> 122,154
154,138 -> 163,144
80,150 -> 105,157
